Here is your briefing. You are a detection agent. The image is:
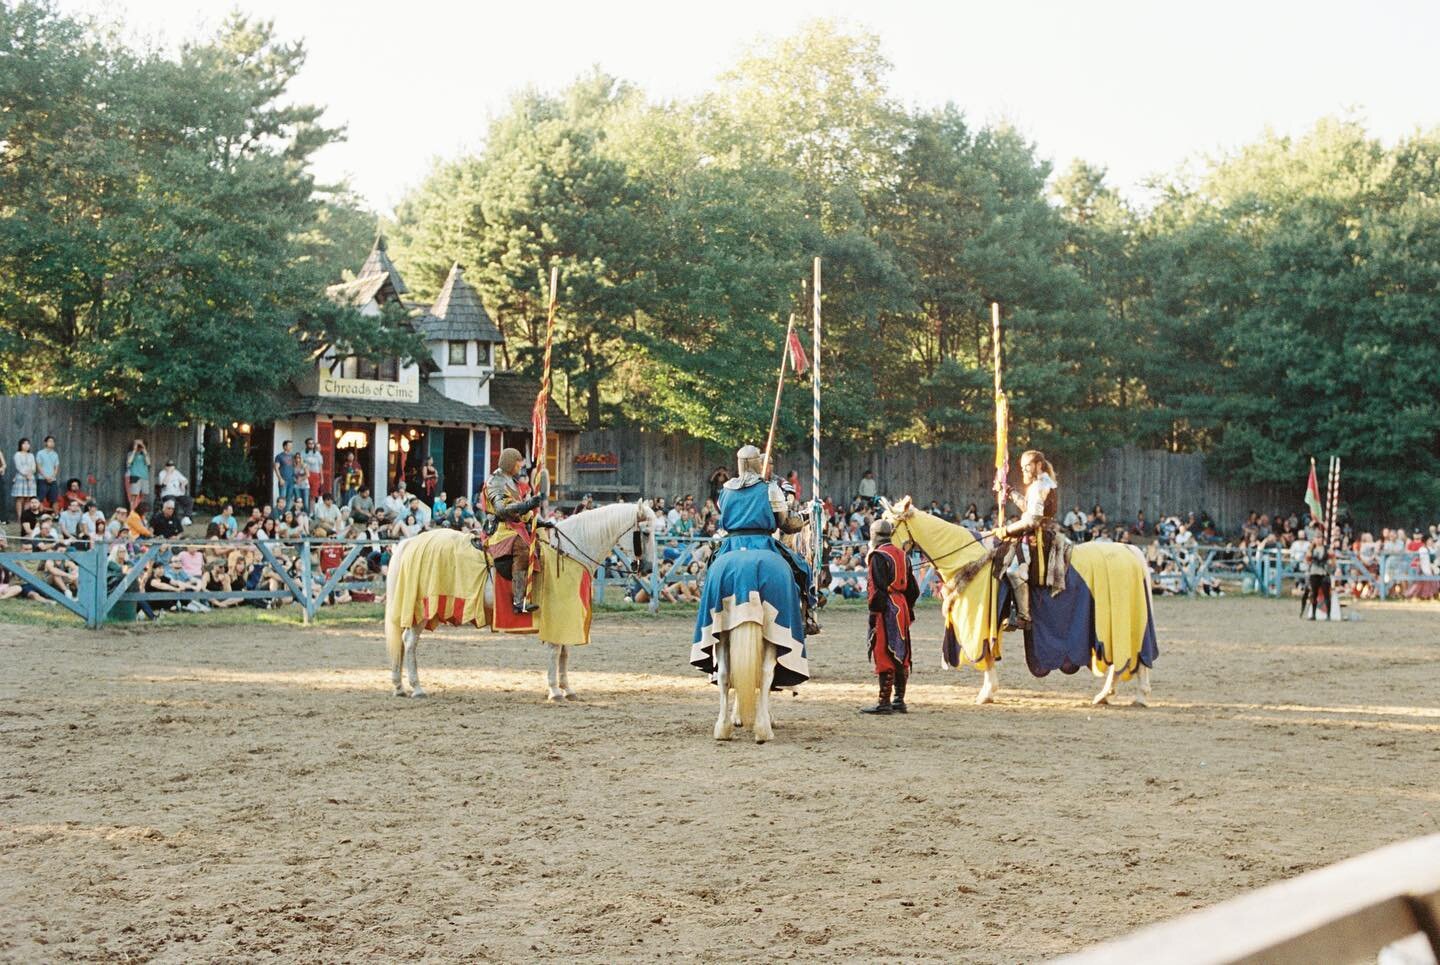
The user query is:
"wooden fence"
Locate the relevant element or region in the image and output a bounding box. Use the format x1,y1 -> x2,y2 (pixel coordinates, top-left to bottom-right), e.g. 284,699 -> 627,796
0,395 -> 196,513
574,426 -> 1285,531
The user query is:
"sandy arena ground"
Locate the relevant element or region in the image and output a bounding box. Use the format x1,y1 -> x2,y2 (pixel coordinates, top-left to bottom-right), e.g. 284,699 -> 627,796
1,597 -> 1438,962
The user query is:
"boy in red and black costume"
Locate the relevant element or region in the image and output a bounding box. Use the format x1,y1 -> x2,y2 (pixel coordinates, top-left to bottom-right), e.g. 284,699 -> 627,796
861,518 -> 920,715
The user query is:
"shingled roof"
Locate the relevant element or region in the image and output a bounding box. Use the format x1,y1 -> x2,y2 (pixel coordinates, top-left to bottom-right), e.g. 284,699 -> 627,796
282,382 -> 507,428
488,371 -> 583,433
357,235 -> 408,295
416,263 -> 504,343
325,271 -> 397,310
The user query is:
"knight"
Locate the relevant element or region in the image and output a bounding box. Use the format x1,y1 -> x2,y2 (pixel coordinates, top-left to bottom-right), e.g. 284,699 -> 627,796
483,447 -> 544,613
990,449 -> 1061,630
722,445 -> 817,631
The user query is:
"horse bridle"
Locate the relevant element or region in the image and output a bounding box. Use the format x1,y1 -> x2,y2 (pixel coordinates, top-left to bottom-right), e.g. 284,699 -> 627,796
548,503 -> 652,574
891,513 -> 979,570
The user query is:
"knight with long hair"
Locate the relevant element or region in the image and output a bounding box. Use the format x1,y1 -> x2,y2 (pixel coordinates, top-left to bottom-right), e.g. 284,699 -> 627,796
989,449 -> 1062,629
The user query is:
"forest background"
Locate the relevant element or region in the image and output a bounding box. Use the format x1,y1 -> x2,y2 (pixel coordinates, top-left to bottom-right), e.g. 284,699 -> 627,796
2,2 -> 1437,519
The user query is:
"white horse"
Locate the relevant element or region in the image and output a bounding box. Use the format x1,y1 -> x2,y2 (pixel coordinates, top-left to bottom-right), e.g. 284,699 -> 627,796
385,499 -> 658,700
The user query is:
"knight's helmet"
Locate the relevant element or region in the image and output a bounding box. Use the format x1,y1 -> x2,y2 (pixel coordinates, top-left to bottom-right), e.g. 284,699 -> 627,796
736,444 -> 764,478
497,447 -> 523,475
870,517 -> 894,549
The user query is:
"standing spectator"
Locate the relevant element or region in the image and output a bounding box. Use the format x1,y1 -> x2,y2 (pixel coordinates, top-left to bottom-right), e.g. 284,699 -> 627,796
35,435 -> 60,509
857,469 -> 878,507
157,459 -> 193,523
341,450 -> 364,504
293,444 -> 311,514
273,440 -> 298,508
125,439 -> 151,511
708,465 -> 730,504
420,456 -> 439,504
11,437 -> 37,523
0,447 -> 6,522
301,439 -> 324,513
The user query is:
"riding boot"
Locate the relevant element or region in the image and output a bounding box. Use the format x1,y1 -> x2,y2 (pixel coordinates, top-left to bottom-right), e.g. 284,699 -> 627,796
861,671 -> 894,714
891,665 -> 909,714
1005,571 -> 1031,630
512,564 -> 538,614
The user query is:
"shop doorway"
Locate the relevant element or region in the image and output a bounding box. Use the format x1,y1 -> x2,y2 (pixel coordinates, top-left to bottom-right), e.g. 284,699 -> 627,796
441,428 -> 469,506
388,425 -> 427,499
332,423 -> 375,501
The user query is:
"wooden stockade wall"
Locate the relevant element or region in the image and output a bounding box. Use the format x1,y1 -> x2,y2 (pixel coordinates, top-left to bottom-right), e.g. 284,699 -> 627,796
576,426 -> 1285,531
0,395 -> 196,512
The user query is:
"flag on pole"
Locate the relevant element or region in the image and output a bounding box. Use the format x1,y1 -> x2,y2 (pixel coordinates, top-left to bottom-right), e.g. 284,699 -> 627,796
787,325 -> 809,375
1304,458 -> 1324,524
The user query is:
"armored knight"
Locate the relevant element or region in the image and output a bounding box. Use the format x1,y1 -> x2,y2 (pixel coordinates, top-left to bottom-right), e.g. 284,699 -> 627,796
483,447 -> 544,613
721,446 -> 818,632
990,449 -> 1061,630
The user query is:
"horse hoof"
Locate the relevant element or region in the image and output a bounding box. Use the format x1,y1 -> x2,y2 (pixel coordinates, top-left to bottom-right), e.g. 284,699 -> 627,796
1132,694 -> 1149,708
392,688 -> 406,698
562,691 -> 577,700
547,692 -> 564,702
713,722 -> 734,741
753,726 -> 773,744
410,688 -> 428,699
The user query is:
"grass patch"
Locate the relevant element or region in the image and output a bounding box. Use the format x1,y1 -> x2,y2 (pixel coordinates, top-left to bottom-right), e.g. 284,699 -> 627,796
0,598 -> 388,629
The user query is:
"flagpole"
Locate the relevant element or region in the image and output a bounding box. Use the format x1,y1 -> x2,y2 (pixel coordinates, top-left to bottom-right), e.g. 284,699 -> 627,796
811,258 -> 822,587
993,302 -> 1005,528
761,314 -> 796,481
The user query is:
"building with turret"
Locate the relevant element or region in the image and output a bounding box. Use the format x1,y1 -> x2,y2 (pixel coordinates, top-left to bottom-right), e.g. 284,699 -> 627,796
262,237 -> 580,507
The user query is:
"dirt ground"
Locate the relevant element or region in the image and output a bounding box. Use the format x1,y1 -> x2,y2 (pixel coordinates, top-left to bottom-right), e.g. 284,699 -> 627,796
1,597 -> 1438,962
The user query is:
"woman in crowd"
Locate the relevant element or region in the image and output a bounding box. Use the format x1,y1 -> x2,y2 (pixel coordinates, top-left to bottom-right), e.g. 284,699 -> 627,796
258,517 -> 278,541
421,457 -> 439,503
11,437 -> 36,525
126,501 -> 154,539
278,510 -> 303,540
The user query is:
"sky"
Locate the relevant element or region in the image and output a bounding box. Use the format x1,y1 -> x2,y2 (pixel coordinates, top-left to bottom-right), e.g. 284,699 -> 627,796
64,0 -> 1440,214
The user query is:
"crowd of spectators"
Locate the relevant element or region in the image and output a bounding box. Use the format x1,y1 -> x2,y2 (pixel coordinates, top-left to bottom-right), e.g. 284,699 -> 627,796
3,442 -> 1437,613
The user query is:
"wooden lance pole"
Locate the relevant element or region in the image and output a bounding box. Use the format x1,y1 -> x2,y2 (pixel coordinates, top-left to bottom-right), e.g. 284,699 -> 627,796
761,314 -> 796,481
811,258 -> 822,587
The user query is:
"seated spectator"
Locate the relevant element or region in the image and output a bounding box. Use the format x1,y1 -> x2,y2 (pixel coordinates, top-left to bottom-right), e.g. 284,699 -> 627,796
211,503 -> 239,537
258,518 -> 278,541
277,510 -> 304,539
105,506 -> 129,541
385,486 -> 409,519
431,491 -> 448,519
348,487 -> 375,523
407,497 -> 431,529
1065,504 -> 1086,539
127,502 -> 155,539
32,519 -> 80,598
19,496 -> 43,540
157,460 -> 193,522
62,478 -> 89,507
313,492 -> 341,531
57,499 -> 88,543
1132,510 -> 1147,535
149,500 -> 184,539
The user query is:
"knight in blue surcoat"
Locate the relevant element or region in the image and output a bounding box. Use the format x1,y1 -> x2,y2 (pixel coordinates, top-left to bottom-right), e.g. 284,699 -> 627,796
690,445 -> 812,689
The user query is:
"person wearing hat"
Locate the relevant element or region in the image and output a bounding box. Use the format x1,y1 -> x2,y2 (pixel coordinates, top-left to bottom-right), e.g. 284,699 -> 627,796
157,458 -> 192,523
861,517 -> 919,715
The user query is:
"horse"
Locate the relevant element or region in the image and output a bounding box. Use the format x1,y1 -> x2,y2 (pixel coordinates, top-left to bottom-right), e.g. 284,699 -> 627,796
881,496 -> 1157,707
383,499 -> 658,700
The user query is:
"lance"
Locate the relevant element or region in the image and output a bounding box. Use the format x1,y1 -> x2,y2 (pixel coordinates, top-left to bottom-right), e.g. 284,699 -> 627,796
993,302 -> 1007,528
761,314 -> 797,481
811,257 -> 822,586
531,264 -> 559,503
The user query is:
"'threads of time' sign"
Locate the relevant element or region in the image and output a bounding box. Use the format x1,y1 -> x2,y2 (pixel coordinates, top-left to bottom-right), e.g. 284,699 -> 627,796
318,376 -> 419,403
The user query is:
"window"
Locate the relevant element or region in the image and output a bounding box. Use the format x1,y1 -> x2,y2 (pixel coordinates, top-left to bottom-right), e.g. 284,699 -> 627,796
448,341 -> 467,366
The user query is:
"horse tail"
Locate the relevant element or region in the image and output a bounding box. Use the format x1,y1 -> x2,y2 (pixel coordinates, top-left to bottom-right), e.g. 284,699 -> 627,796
729,621 -> 764,729
384,536 -> 410,670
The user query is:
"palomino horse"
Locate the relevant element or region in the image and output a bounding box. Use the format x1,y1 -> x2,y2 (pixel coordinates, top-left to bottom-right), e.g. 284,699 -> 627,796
383,499 -> 658,699
882,497 -> 1157,706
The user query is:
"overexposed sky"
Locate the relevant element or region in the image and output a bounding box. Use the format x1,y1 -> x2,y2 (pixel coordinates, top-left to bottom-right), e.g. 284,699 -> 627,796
65,0 -> 1440,213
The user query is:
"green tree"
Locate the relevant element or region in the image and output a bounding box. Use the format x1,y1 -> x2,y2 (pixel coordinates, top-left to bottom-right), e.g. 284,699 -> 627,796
0,3 -> 420,424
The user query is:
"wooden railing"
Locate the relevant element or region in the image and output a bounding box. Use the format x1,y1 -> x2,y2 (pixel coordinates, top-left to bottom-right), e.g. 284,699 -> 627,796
1056,834 -> 1440,964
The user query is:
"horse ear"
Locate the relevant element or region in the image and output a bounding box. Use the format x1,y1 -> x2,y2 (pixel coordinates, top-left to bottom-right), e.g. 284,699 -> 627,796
894,495 -> 913,517
878,496 -> 893,514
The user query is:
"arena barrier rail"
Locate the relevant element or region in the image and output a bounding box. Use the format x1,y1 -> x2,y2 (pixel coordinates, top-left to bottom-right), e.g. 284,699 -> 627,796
0,536 -> 396,628
1056,832 -> 1440,964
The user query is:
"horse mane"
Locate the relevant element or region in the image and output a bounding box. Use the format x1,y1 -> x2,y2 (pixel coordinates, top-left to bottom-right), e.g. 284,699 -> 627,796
552,501 -> 649,571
